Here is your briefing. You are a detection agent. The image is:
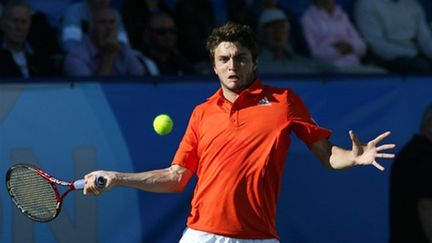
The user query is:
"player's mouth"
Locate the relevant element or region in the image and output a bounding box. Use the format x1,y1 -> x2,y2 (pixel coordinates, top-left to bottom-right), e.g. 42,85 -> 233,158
228,75 -> 240,81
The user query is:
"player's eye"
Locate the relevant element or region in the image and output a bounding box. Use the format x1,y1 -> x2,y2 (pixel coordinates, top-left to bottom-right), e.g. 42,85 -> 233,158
218,57 -> 229,63
235,56 -> 250,64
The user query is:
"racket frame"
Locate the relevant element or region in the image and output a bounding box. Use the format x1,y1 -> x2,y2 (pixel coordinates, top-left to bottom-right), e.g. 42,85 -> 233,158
5,163 -> 80,222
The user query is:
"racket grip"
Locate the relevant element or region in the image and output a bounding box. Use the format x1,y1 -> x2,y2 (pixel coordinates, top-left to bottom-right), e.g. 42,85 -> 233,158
73,176 -> 106,190
96,176 -> 107,189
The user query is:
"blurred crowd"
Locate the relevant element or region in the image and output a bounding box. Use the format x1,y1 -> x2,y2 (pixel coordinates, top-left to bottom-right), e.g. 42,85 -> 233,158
1,0 -> 432,78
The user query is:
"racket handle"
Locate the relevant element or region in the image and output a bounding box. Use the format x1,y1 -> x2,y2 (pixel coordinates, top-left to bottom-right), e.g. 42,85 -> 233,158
74,179 -> 85,189
73,176 -> 107,190
96,176 -> 107,189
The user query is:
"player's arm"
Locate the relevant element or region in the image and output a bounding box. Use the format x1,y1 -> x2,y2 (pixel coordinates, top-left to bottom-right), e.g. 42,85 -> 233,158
83,164 -> 193,195
310,130 -> 395,170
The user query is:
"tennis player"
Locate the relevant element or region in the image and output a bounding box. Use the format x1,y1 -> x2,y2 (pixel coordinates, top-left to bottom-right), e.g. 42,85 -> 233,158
83,22 -> 395,243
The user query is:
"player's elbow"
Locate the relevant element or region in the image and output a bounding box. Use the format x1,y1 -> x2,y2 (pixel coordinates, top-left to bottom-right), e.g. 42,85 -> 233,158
170,174 -> 191,193
170,183 -> 187,193
166,165 -> 192,193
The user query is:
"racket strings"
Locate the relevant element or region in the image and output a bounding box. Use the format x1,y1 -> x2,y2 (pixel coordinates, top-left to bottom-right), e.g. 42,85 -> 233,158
8,168 -> 58,220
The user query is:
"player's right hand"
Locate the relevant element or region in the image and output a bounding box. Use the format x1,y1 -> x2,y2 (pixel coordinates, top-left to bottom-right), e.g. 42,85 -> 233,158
83,170 -> 115,196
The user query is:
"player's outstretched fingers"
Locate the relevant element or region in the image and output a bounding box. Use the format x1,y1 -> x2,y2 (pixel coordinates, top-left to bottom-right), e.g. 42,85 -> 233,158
372,161 -> 385,171
349,130 -> 362,145
372,131 -> 392,145
376,153 -> 395,159
376,144 -> 396,151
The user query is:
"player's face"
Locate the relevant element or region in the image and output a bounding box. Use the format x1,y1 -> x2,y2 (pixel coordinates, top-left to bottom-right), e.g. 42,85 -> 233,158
213,42 -> 256,96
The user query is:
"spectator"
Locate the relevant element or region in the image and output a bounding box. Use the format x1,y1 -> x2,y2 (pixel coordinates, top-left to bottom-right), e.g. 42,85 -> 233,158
63,7 -> 144,77
301,0 -> 386,74
26,4 -> 62,60
257,8 -> 337,75
174,0 -> 214,68
121,0 -> 173,50
0,0 -> 57,77
1,0 -> 63,72
137,12 -> 194,76
61,0 -> 129,52
249,0 -> 308,55
249,0 -> 280,29
214,0 -> 251,27
390,104 -> 432,243
25,0 -> 76,28
354,0 -> 432,74
174,0 -> 251,70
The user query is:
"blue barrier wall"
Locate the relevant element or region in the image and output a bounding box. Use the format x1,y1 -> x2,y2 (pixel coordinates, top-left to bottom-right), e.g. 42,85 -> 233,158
0,76 -> 431,243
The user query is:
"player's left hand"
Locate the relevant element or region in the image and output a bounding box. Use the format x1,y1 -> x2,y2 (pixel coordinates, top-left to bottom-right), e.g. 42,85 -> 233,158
349,130 -> 396,171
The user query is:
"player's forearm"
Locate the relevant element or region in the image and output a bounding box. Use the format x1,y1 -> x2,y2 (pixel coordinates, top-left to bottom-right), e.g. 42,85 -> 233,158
327,145 -> 356,170
317,146 -> 356,170
112,166 -> 191,193
311,140 -> 355,170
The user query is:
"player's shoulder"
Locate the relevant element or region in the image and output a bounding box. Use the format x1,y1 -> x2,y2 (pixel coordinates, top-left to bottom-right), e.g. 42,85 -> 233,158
263,84 -> 308,107
262,83 -> 298,98
194,101 -> 209,111
187,100 -> 215,123
191,97 -> 214,114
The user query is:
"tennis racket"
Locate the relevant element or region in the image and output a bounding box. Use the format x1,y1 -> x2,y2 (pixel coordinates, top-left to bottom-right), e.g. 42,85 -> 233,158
5,163 -> 106,222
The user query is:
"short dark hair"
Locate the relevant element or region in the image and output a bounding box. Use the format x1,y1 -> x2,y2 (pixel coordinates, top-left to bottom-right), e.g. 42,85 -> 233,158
206,22 -> 259,65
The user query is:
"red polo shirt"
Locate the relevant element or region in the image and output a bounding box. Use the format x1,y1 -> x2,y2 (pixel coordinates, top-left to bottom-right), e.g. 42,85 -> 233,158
172,79 -> 331,239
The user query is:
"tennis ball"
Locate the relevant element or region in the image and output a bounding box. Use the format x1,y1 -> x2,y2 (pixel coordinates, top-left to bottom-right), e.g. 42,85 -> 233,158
153,114 -> 173,136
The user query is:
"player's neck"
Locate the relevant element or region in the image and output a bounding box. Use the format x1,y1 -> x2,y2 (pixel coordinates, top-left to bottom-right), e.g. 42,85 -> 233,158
222,89 -> 240,103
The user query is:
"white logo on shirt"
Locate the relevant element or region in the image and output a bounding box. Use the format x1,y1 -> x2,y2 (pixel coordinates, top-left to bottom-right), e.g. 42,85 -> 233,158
257,96 -> 271,106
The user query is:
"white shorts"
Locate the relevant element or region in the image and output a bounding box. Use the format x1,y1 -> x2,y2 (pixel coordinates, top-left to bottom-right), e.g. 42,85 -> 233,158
179,227 -> 280,243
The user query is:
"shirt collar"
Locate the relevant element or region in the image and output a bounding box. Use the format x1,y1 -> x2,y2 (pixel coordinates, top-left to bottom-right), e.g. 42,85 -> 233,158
244,78 -> 265,95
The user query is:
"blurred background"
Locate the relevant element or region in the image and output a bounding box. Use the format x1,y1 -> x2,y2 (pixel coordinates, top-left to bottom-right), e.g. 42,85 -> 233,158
1,0 -> 432,242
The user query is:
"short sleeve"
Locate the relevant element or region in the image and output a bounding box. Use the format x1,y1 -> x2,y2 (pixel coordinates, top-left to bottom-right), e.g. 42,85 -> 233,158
287,90 -> 332,148
172,108 -> 200,173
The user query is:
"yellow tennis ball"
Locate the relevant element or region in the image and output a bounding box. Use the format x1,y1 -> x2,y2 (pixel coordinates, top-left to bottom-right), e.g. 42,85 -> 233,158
153,114 -> 173,136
